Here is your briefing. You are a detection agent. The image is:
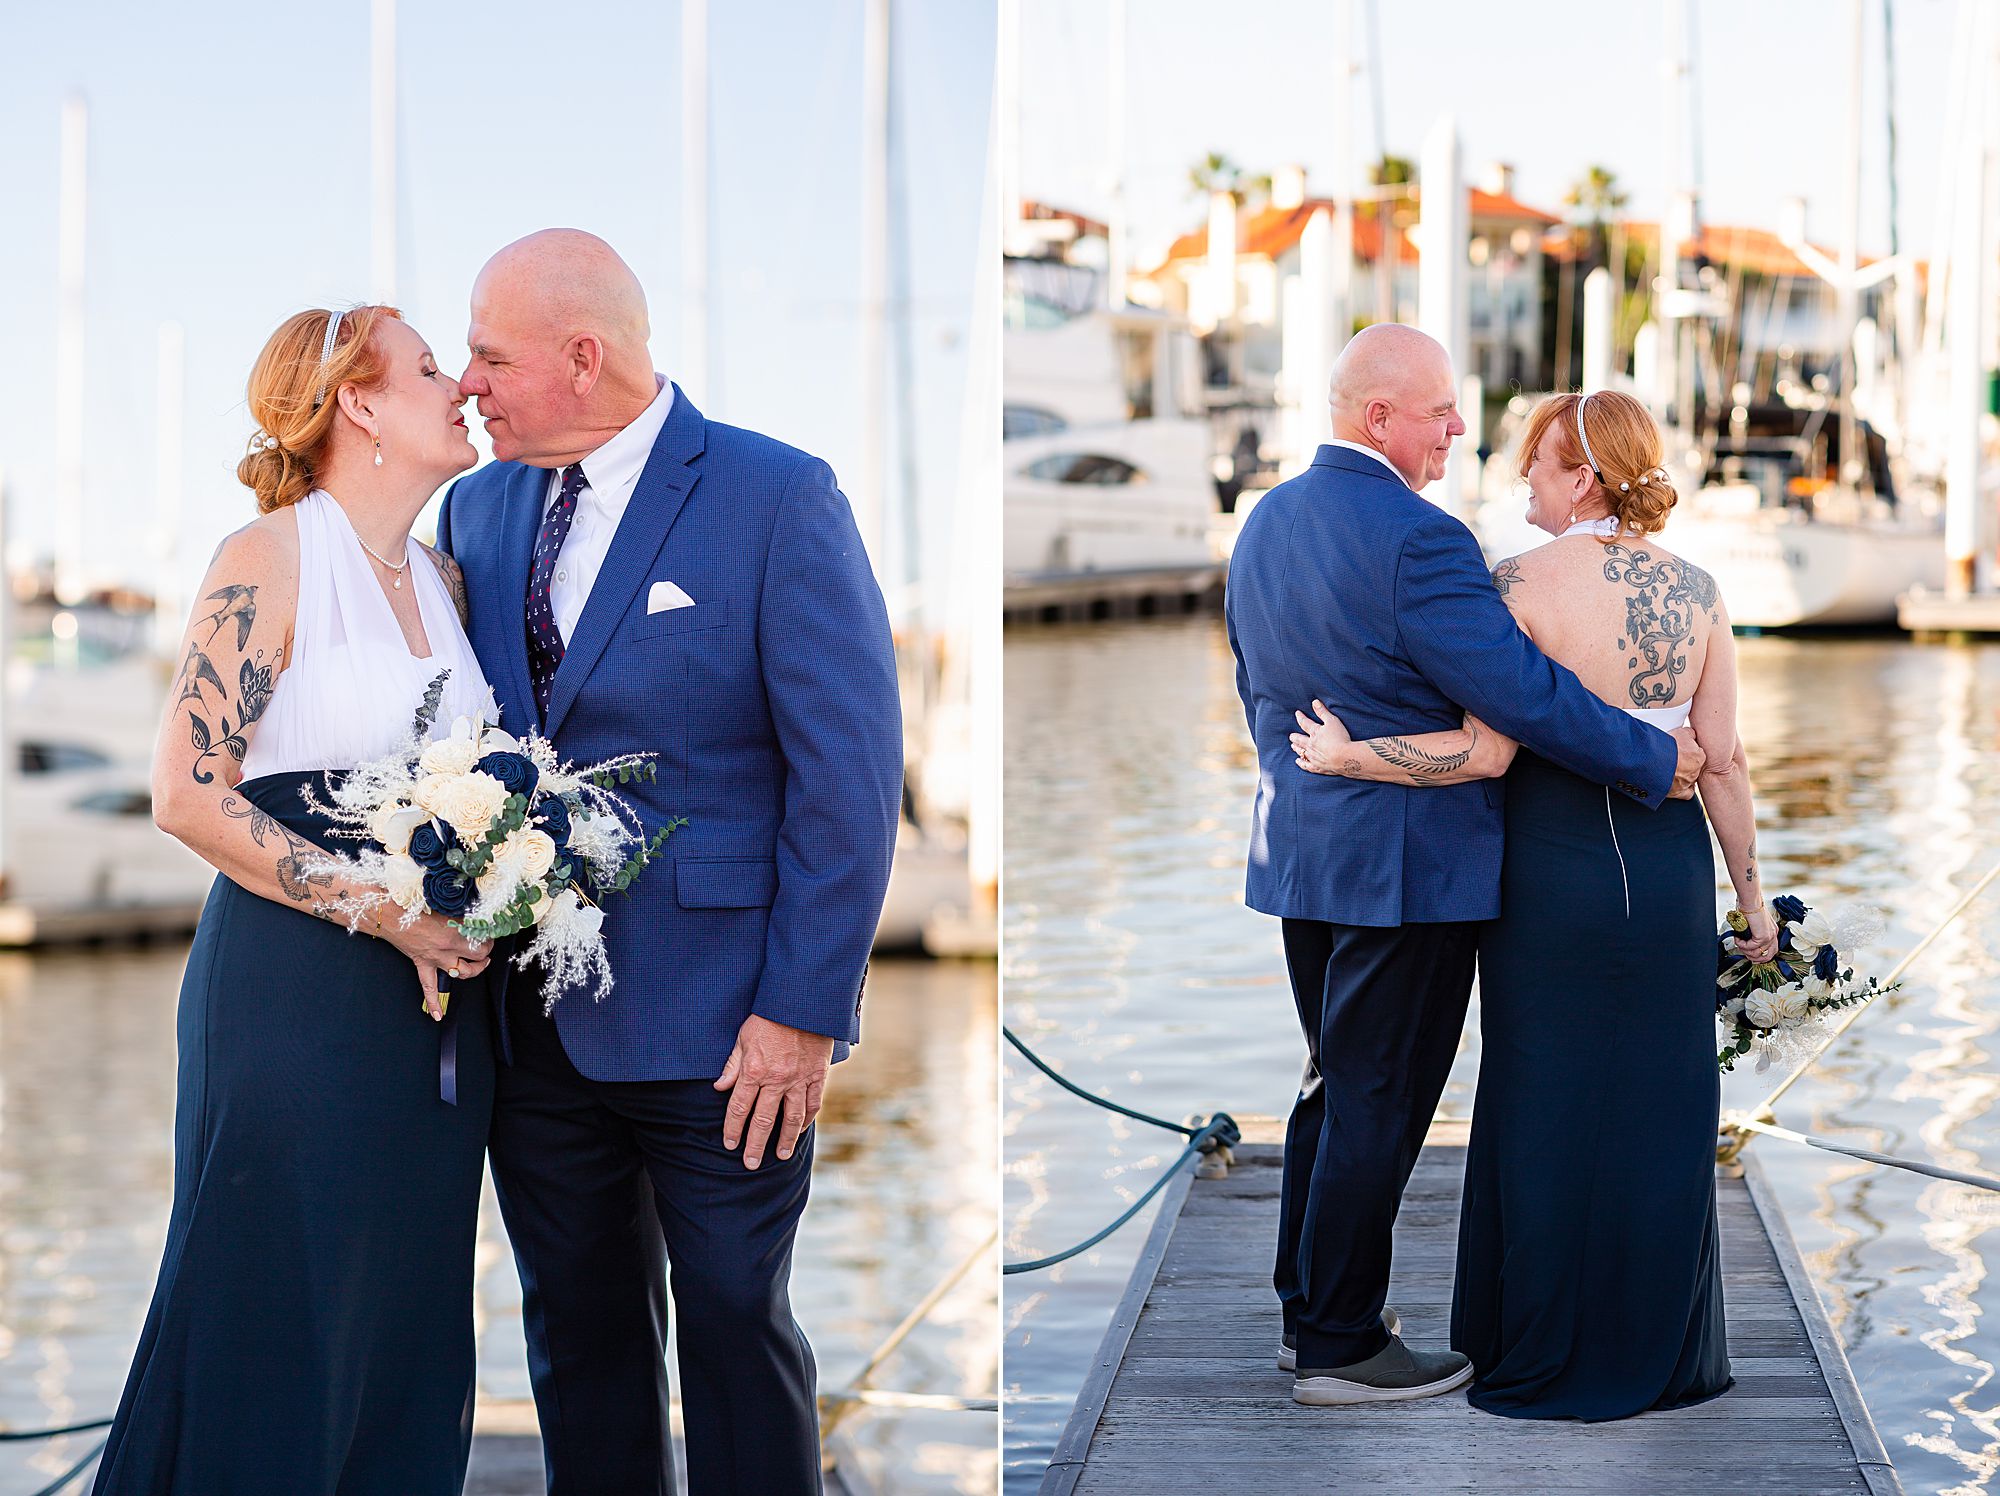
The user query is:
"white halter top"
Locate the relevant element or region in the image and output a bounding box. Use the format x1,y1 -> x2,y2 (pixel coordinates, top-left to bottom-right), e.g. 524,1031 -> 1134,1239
1557,516 -> 1693,731
238,490 -> 498,780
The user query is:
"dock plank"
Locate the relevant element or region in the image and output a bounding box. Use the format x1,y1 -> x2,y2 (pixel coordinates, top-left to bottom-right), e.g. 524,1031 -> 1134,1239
1042,1122 -> 1902,1496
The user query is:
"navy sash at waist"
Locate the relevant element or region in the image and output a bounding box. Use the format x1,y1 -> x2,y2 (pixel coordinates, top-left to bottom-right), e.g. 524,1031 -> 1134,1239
234,770 -> 464,1105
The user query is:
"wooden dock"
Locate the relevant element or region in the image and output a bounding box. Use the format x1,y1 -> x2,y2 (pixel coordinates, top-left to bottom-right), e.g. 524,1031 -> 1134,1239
1898,584 -> 2000,637
1042,1119 -> 1901,1496
1003,565 -> 1223,625
461,1401 -> 862,1494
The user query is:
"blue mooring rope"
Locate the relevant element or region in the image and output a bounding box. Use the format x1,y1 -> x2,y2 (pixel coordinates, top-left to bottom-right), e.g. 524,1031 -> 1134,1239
5,1432 -> 107,1496
1002,1026 -> 1239,1275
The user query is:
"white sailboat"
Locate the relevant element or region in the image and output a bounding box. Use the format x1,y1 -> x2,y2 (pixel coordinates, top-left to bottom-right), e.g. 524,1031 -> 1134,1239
1643,0 -> 1942,628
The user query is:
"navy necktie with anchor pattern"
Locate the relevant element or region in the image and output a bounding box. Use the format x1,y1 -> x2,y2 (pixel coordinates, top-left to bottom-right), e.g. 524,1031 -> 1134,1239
526,462 -> 587,723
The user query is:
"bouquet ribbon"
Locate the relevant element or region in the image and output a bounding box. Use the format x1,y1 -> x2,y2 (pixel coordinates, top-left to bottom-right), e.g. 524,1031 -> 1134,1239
437,974 -> 459,1107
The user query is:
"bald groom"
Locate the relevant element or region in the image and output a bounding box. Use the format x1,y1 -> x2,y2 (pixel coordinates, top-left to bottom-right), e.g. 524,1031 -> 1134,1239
438,230 -> 902,1494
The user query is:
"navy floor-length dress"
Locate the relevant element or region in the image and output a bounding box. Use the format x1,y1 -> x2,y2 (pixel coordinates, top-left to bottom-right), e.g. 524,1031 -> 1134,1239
1451,747 -> 1733,1420
91,771 -> 495,1494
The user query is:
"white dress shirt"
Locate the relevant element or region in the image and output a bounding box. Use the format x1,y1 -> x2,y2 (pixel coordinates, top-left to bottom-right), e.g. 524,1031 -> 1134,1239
1325,438 -> 1409,488
543,375 -> 676,642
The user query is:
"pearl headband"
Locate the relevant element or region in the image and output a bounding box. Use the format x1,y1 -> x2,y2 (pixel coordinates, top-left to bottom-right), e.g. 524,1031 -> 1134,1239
311,309 -> 347,410
1574,393 -> 1604,482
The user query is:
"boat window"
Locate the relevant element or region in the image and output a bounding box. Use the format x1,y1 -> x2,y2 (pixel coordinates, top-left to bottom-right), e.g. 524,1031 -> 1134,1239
20,741 -> 115,774
1004,405 -> 1069,440
1019,453 -> 1146,486
72,788 -> 154,817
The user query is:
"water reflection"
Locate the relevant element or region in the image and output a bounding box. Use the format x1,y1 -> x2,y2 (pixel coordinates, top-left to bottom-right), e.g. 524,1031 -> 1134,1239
0,949 -> 997,1495
1004,618 -> 2000,1496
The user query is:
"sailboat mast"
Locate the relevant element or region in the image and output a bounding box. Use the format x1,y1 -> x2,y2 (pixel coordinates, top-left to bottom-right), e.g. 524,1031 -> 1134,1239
1944,0 -> 1992,596
888,0 -> 921,614
1839,0 -> 1864,492
1104,0 -> 1127,309
859,0 -> 889,584
154,322 -> 185,660
1328,0 -> 1354,352
371,0 -> 396,302
55,94 -> 87,609
681,0 -> 709,404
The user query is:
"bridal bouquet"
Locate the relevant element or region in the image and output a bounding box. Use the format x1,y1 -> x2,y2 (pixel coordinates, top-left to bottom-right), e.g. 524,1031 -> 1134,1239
304,671 -> 683,1010
1714,894 -> 1897,1074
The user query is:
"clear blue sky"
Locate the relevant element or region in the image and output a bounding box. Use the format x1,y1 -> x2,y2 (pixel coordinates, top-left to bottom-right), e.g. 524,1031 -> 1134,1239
0,0 -> 994,616
1020,0 -> 1957,268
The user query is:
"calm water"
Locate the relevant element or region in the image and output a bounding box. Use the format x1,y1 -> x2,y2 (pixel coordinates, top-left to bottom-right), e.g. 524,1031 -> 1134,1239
1003,616 -> 2000,1496
0,951 -> 998,1494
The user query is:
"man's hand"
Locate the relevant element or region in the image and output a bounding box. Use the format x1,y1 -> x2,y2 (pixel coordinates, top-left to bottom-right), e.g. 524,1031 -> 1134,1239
714,1014 -> 834,1170
1668,726 -> 1706,800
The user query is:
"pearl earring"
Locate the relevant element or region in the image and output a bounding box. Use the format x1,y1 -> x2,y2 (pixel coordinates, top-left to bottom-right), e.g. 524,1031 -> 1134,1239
373,438 -> 383,468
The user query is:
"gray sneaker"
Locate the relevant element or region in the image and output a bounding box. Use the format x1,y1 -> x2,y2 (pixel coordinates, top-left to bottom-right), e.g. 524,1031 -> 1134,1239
1292,1335 -> 1473,1405
1277,1309 -> 1400,1372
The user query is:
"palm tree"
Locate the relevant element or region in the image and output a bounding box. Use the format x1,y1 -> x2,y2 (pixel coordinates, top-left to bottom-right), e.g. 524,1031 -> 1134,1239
1564,165 -> 1628,269
1186,151 -> 1272,206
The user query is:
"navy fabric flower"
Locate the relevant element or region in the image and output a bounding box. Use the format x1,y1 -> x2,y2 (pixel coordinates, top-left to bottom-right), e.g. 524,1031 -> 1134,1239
533,795 -> 572,846
1772,894 -> 1808,924
476,751 -> 539,799
1776,958 -> 1797,981
423,867 -> 473,917
408,819 -> 459,871
1812,944 -> 1840,982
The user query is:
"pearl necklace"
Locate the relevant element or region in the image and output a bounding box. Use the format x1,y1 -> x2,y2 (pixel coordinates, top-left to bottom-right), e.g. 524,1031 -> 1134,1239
355,532 -> 411,588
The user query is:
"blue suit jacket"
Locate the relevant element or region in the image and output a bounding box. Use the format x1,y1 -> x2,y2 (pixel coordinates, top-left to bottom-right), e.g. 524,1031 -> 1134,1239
1224,444 -> 1677,927
438,387 -> 902,1081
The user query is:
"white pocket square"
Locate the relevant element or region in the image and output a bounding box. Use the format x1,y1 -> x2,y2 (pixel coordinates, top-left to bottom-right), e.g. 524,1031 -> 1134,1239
647,580 -> 696,613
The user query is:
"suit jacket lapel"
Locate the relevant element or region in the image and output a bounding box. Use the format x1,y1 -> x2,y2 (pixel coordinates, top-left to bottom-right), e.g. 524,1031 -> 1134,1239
543,387 -> 707,738
497,463 -> 546,733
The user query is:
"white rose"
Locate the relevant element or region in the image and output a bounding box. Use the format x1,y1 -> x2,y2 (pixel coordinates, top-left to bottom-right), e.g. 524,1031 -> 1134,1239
1721,995 -> 1746,1019
433,772 -> 510,838
1743,989 -> 1785,1030
371,803 -> 426,856
1774,986 -> 1812,1024
512,829 -> 558,883
420,736 -> 480,777
1801,975 -> 1833,1006
383,854 -> 427,910
412,772 -> 458,815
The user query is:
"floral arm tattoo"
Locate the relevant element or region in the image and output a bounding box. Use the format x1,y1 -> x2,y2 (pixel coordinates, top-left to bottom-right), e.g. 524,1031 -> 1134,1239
219,795 -> 339,916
